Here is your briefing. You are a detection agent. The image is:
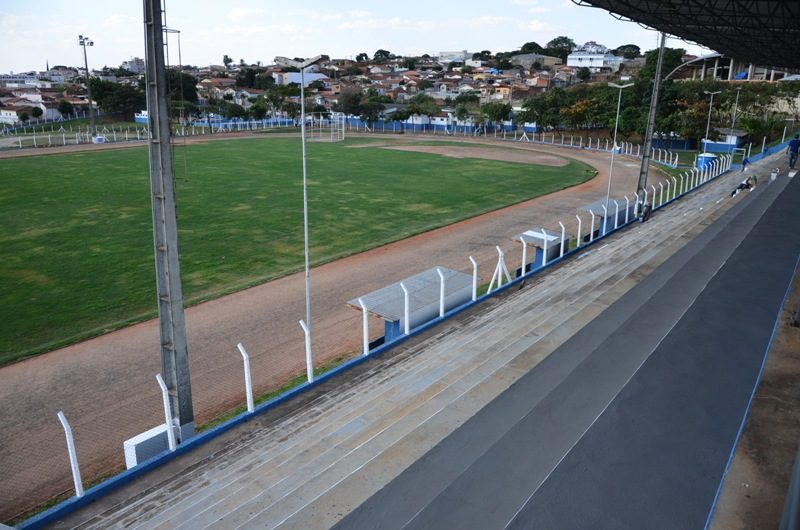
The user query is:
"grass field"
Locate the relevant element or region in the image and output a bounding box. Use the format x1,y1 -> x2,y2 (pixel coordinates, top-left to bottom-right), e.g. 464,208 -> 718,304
0,137 -> 595,365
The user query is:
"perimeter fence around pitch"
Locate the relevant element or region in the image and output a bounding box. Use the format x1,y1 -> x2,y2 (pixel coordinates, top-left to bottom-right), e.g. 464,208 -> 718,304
10,131 -> 775,527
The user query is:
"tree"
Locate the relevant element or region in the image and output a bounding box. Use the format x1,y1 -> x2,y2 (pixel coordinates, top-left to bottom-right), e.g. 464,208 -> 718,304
30,107 -> 43,119
561,98 -> 598,128
223,54 -> 233,68
166,70 -> 198,103
254,73 -> 275,90
403,58 -> 416,70
417,79 -> 434,91
455,91 -> 480,105
520,41 -> 545,55
577,67 -> 591,82
336,88 -> 363,115
236,68 -> 258,88
90,79 -> 146,120
282,101 -> 300,119
612,44 -> 641,59
373,49 -> 392,63
407,93 -> 439,119
222,102 -> 247,119
250,99 -> 268,120
19,112 -> 29,123
359,98 -> 385,126
545,36 -> 576,62
355,52 -> 369,63
481,101 -> 511,128
472,50 -> 492,61
57,99 -> 74,117
389,108 -> 410,132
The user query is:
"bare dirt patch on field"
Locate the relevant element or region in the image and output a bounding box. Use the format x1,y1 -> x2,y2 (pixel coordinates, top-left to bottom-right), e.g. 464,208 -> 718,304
381,144 -> 569,167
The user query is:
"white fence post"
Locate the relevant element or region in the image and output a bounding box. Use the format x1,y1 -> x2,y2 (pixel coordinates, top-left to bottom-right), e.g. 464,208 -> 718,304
601,204 -> 608,235
469,256 -> 478,301
358,297 -> 371,353
624,196 -> 630,224
613,200 -> 620,229
642,188 -> 649,210
520,236 -> 528,276
56,411 -> 84,498
659,182 -> 664,206
155,374 -> 177,451
575,214 -> 582,248
541,229 -> 549,266
589,210 -> 596,242
299,320 -> 313,382
436,267 -> 445,317
236,343 -> 255,412
559,222 -> 566,257
400,282 -> 411,335
650,185 -> 657,206
487,246 -> 511,293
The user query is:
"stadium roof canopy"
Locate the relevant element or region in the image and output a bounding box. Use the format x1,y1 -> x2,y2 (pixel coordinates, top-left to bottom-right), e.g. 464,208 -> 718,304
574,1 -> 800,70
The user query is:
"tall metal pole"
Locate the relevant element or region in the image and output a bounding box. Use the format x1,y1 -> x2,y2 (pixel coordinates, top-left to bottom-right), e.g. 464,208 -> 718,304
143,0 -> 194,435
78,36 -> 97,138
731,87 -> 742,128
637,32 -> 666,193
605,83 -> 633,211
704,90 -> 721,155
300,65 -> 312,336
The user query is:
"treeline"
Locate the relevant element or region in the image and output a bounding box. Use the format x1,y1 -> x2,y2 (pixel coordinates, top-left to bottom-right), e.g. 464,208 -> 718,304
516,48 -> 800,147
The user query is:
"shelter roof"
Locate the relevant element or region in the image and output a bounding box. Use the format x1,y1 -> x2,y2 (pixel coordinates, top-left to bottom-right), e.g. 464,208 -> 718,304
575,1 -> 800,69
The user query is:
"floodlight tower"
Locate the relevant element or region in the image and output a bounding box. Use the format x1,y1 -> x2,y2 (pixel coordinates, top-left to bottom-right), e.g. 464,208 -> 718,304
78,35 -> 97,138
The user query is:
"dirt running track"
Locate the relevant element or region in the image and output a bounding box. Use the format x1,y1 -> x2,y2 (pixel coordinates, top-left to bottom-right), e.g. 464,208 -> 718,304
0,135 -> 657,521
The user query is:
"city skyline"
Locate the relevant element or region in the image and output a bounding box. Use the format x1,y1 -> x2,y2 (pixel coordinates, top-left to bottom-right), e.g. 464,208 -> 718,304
0,0 -> 712,73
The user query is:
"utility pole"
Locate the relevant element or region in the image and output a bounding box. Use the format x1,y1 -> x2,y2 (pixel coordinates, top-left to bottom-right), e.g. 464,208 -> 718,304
78,35 -> 97,138
143,0 -> 194,437
637,32 -> 666,194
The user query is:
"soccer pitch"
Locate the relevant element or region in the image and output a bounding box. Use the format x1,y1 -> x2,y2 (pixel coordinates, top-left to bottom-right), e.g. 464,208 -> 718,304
0,136 -> 595,365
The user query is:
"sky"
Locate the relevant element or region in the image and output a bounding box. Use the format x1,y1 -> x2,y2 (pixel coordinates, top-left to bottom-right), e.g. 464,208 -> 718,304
0,0 -> 713,73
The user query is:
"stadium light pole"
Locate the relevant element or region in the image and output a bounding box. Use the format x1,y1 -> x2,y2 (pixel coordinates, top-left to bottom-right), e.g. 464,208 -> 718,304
703,90 -> 721,155
731,86 -> 742,128
605,82 -> 634,212
78,35 -> 97,138
274,54 -> 325,340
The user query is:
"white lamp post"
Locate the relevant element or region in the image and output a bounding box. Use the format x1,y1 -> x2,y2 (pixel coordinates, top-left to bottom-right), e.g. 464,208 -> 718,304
275,55 -> 325,344
703,90 -> 721,155
605,82 -> 634,212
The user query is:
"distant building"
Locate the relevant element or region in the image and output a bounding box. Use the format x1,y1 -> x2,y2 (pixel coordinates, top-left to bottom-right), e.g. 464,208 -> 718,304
271,71 -> 328,87
121,57 -> 146,75
567,41 -> 623,73
438,51 -> 470,65
0,72 -> 39,87
511,53 -> 562,70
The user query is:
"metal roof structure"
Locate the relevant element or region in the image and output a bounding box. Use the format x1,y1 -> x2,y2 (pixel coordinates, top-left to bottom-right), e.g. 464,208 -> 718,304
574,1 -> 800,70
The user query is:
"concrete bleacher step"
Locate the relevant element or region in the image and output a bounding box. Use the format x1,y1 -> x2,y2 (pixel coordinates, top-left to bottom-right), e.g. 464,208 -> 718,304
191,212 -> 734,527
103,248 -> 668,528
76,170 -> 746,530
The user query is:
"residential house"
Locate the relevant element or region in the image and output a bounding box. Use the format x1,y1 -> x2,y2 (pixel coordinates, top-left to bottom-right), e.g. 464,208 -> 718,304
566,41 -> 623,73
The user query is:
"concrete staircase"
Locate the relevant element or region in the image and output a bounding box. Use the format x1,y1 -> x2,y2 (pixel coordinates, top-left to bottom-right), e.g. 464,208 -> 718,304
65,168 -> 752,530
